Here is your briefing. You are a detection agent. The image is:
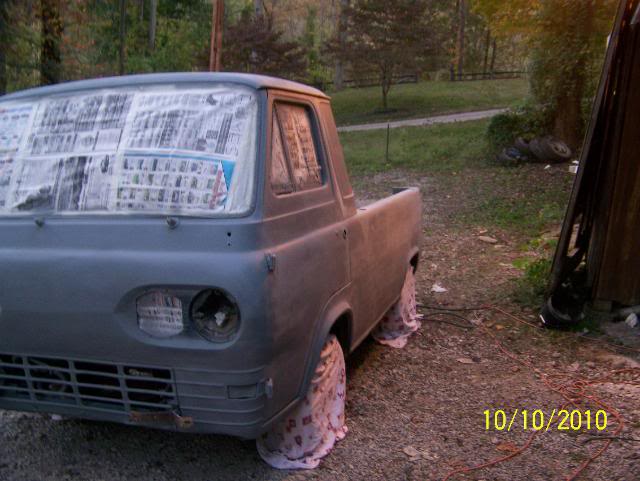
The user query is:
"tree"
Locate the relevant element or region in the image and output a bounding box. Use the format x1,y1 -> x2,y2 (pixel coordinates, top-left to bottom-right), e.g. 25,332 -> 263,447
118,0 -> 126,75
40,0 -> 63,84
529,0 -> 614,148
331,0 -> 437,110
148,0 -> 157,51
223,8 -> 307,80
455,0 -> 466,79
333,0 -> 349,90
0,0 -> 8,94
473,0 -> 616,148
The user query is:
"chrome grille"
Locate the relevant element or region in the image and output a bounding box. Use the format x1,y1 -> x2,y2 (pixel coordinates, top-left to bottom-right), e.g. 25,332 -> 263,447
0,354 -> 177,413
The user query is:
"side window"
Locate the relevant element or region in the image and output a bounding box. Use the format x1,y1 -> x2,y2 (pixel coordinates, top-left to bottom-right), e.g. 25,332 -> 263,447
270,102 -> 323,195
270,111 -> 294,195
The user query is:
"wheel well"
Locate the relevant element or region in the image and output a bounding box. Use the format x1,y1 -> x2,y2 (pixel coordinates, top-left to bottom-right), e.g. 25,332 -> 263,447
410,252 -> 420,273
330,312 -> 352,355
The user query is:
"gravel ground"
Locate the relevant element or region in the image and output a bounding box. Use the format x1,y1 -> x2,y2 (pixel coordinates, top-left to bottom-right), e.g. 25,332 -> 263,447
2,168 -> 639,481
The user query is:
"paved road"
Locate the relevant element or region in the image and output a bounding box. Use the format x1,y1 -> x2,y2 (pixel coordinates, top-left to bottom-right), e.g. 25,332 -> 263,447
337,107 -> 507,132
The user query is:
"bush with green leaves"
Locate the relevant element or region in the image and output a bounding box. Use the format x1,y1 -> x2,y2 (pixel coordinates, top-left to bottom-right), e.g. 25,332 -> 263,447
486,102 -> 552,151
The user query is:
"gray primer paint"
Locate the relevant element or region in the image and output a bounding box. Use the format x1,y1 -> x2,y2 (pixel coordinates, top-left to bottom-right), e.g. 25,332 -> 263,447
0,73 -> 420,438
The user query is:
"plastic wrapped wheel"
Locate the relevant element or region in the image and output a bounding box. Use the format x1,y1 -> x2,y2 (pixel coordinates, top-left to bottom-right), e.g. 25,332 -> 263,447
371,267 -> 422,348
257,334 -> 347,469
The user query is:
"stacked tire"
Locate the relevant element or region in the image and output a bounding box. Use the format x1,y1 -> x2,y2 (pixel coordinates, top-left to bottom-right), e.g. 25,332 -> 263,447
498,136 -> 572,164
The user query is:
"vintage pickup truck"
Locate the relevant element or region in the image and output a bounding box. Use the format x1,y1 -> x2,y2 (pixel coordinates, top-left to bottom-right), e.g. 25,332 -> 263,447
0,73 -> 421,439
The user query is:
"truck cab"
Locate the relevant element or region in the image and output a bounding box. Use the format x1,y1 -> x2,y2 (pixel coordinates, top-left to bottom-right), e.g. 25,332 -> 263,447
0,73 -> 421,438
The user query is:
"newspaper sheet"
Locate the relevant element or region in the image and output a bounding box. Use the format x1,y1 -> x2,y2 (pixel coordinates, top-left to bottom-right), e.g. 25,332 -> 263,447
114,152 -> 232,213
25,93 -> 132,156
0,86 -> 257,216
0,104 -> 33,152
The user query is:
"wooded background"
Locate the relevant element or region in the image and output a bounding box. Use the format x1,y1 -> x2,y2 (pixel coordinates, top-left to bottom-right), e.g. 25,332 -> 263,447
0,0 -> 618,146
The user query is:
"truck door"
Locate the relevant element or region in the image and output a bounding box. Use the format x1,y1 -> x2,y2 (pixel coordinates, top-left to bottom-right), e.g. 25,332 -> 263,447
261,93 -> 350,410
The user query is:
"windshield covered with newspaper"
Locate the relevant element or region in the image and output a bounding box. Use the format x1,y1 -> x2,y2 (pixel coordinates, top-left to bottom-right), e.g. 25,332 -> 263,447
0,84 -> 258,217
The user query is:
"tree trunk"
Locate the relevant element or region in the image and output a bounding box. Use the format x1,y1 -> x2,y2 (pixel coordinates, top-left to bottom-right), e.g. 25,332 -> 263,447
333,0 -> 348,91
456,0 -> 466,80
489,38 -> 497,78
40,0 -> 63,85
553,0 -> 595,148
118,0 -> 126,75
0,0 -> 7,94
381,66 -> 392,110
483,28 -> 490,77
254,0 -> 262,18
148,0 -> 157,51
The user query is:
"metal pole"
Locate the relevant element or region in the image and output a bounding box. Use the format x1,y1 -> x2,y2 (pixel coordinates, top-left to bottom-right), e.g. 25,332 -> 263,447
209,0 -> 224,72
385,123 -> 390,164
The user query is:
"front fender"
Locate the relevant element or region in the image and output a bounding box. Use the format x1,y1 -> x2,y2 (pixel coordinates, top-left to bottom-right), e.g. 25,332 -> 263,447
297,287 -> 352,401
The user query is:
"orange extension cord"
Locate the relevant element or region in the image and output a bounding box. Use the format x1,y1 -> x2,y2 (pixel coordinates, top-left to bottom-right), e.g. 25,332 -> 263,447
426,304 -> 640,481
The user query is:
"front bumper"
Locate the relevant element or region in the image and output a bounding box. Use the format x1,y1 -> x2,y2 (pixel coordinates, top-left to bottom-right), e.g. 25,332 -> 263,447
0,351 -> 273,438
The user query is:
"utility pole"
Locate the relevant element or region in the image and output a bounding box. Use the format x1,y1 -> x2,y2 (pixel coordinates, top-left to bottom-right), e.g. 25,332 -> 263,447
209,0 -> 224,72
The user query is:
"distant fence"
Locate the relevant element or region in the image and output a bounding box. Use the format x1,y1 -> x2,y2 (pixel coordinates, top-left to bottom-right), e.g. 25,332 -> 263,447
313,69 -> 525,91
315,73 -> 418,91
449,70 -> 527,81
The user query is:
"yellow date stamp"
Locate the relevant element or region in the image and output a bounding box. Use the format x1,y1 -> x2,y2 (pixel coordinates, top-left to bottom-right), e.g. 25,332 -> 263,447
484,409 -> 608,432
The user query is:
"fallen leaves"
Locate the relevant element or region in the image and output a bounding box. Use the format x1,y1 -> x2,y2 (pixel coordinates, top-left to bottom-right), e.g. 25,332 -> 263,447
431,282 -> 448,293
456,357 -> 475,364
478,235 -> 498,244
495,442 -> 520,454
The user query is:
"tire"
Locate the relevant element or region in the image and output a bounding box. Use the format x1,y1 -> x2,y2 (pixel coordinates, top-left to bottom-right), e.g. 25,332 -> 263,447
497,147 -> 525,164
256,334 -> 347,469
514,137 -> 531,154
371,267 -> 421,348
528,138 -> 549,163
539,136 -> 572,163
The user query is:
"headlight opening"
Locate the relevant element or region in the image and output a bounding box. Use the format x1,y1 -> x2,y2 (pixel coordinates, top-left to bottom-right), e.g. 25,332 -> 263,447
190,289 -> 240,342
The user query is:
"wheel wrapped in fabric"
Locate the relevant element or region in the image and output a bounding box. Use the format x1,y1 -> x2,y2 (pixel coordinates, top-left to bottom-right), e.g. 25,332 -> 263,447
371,267 -> 422,348
256,334 -> 347,469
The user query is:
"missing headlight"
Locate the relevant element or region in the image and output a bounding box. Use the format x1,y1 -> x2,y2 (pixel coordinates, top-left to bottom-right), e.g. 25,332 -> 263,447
190,289 -> 240,342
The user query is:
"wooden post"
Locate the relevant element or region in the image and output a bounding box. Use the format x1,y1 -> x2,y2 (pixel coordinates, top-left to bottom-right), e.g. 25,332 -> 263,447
209,0 -> 224,72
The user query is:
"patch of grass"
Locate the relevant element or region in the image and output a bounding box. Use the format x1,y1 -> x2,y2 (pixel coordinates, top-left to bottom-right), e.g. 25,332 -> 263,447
471,195 -> 567,234
513,257 -> 553,307
340,119 -> 489,176
330,78 -> 529,126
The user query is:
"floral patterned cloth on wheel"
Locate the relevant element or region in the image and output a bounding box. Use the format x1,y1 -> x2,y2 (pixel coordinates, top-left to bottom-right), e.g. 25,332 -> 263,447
256,334 -> 347,469
372,268 -> 422,348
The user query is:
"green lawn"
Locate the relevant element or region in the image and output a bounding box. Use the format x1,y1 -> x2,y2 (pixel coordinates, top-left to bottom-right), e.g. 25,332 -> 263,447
330,78 -> 529,126
340,119 -> 572,236
339,119 -> 489,175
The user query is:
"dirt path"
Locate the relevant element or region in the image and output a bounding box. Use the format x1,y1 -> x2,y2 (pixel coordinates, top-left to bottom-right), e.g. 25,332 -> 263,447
337,108 -> 507,132
1,168 -> 639,481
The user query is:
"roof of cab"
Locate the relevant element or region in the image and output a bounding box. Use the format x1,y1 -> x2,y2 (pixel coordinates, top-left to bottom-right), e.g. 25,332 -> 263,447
0,72 -> 330,101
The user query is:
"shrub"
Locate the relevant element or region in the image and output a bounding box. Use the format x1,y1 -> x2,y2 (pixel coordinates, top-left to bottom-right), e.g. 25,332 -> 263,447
486,102 -> 553,151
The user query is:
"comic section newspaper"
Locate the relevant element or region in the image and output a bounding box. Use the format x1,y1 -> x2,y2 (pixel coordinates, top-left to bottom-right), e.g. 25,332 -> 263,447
0,86 -> 257,216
